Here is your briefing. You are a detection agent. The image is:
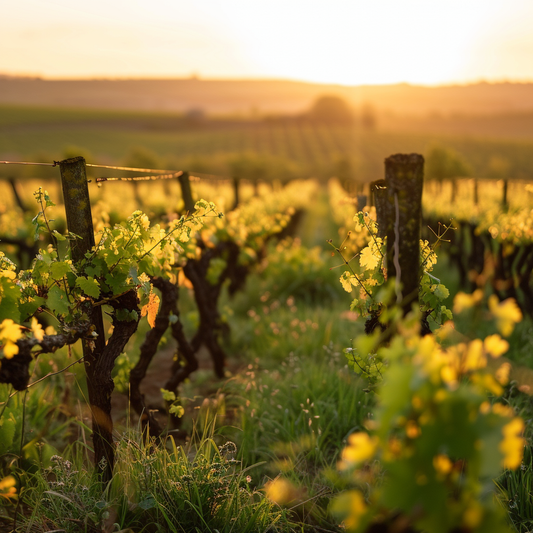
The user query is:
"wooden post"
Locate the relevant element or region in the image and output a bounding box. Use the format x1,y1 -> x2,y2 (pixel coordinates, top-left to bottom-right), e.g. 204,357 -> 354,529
356,194 -> 367,212
59,157 -> 112,481
502,179 -> 509,211
371,179 -> 389,240
232,177 -> 240,210
178,171 -> 195,213
473,178 -> 479,206
384,153 -> 424,315
450,178 -> 457,203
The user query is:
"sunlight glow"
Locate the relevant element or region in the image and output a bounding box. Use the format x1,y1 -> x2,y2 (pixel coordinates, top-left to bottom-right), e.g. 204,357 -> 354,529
2,0 -> 533,84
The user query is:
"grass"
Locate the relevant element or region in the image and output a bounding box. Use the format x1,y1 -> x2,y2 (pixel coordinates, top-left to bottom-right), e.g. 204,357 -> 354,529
18,426 -> 293,533
2,178 -> 533,531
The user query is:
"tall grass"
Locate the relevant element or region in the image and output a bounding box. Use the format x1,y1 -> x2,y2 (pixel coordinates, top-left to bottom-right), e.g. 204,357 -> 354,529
20,424 -> 293,533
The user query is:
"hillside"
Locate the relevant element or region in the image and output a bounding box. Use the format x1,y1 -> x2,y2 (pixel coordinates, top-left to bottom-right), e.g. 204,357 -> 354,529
1,77 -> 533,117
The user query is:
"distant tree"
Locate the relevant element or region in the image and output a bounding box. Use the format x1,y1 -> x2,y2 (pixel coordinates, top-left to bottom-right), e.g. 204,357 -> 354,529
123,146 -> 160,170
487,155 -> 511,180
360,102 -> 377,131
425,144 -> 471,202
425,145 -> 471,181
307,95 -> 354,124
332,155 -> 365,194
63,145 -> 93,163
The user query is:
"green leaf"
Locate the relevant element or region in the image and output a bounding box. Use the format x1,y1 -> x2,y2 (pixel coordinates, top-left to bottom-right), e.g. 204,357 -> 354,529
160,388 -> 176,402
76,276 -> 101,299
0,415 -> 16,455
84,263 -> 102,278
105,271 -> 129,295
50,261 -> 73,280
46,285 -> 70,316
52,230 -> 66,242
441,306 -> 453,321
115,308 -> 138,322
138,496 -> 157,510
169,404 -> 185,418
432,284 -> 450,300
19,296 -> 46,322
0,278 -> 21,323
44,192 -> 55,207
128,265 -> 139,285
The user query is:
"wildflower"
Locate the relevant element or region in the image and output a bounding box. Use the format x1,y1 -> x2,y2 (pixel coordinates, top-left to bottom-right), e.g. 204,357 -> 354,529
0,476 -> 16,500
265,478 -> 298,505
453,289 -> 483,314
340,432 -> 378,465
0,319 -> 23,358
433,454 -> 453,476
488,296 -> 522,337
500,417 -> 525,469
484,334 -> 509,358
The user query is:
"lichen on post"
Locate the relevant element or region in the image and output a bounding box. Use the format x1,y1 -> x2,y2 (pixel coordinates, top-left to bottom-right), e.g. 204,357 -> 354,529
59,157 -> 96,263
59,157 -> 112,482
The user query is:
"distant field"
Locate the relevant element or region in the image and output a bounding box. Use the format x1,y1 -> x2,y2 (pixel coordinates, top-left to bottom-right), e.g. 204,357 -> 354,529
2,105 -> 533,182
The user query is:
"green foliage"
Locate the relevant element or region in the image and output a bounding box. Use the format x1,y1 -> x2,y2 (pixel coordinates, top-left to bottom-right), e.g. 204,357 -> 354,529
258,238 -> 345,304
0,192 -> 221,366
333,277 -> 525,532
425,144 -> 472,181
20,429 -> 293,532
307,95 -> 354,124
122,145 -> 161,170
332,211 -> 453,326
24,454 -> 111,533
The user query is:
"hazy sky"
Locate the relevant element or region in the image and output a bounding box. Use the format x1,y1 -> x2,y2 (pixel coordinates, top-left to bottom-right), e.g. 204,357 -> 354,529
2,0 -> 533,85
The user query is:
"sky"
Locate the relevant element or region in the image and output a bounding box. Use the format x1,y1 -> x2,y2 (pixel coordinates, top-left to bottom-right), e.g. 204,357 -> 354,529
2,0 -> 533,86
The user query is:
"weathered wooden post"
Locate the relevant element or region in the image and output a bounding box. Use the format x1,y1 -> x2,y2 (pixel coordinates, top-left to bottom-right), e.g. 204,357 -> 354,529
232,177 -> 240,210
178,171 -> 195,213
384,154 -> 425,316
371,179 -> 389,240
502,179 -> 509,211
59,157 -> 112,482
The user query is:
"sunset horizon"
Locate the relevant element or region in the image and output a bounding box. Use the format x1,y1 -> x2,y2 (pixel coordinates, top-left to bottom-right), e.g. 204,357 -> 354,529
3,0 -> 533,88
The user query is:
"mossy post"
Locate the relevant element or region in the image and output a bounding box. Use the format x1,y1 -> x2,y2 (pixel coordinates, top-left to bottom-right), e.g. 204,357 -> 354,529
178,171 -> 195,213
59,157 -> 113,482
384,153 -> 424,316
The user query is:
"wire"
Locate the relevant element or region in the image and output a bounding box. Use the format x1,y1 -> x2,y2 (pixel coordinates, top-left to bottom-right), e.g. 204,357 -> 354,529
86,163 -> 180,173
0,159 -> 243,183
0,160 -> 57,167
96,171 -> 183,182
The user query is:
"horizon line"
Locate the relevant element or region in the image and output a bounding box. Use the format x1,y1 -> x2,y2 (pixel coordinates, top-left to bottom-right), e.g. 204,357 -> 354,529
1,72 -> 533,89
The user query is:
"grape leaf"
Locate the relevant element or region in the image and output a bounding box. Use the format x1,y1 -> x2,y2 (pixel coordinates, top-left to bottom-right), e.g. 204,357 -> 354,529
50,261 -> 73,280
0,278 -> 21,323
46,285 -> 69,316
169,404 -> 185,418
141,292 -> 160,328
75,276 -> 100,299
19,296 -> 45,322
